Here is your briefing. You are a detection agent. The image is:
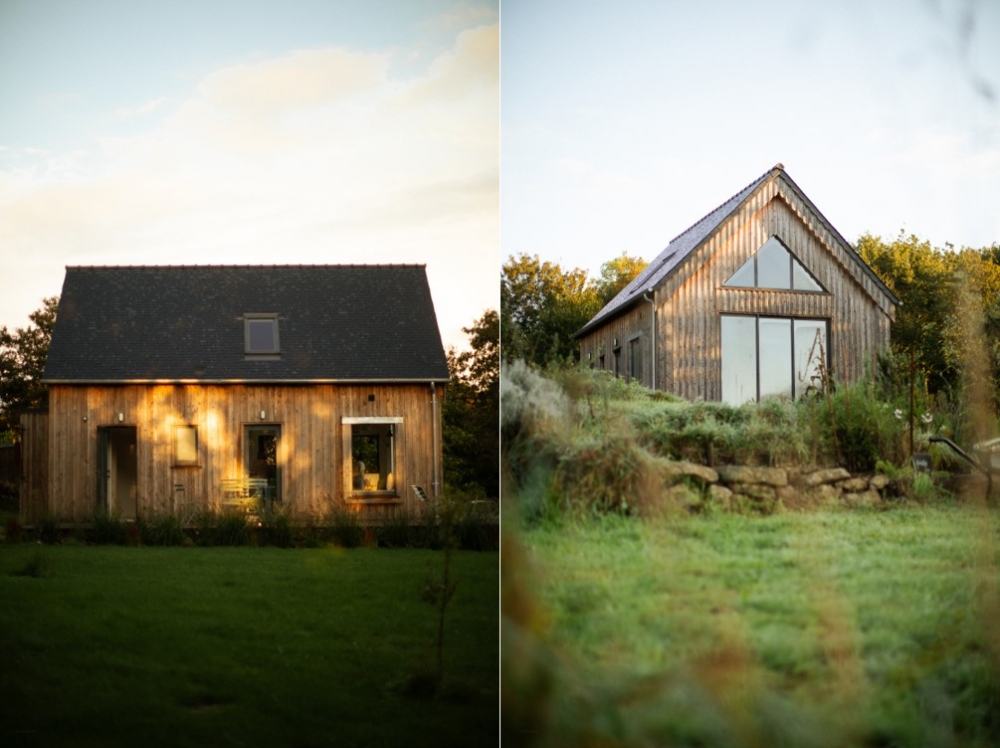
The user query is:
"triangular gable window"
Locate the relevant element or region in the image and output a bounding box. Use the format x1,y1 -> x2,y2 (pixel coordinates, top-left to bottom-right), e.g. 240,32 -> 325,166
724,236 -> 824,292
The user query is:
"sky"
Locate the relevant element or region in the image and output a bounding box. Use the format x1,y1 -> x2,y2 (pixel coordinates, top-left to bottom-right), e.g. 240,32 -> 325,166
502,0 -> 1000,280
0,0 -> 498,352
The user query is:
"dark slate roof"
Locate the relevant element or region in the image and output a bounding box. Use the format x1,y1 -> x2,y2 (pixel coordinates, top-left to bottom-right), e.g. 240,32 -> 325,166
44,265 -> 449,382
575,164 -> 899,338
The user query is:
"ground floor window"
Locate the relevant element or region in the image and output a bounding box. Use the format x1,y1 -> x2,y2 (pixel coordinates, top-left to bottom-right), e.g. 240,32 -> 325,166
173,425 -> 198,466
628,336 -> 643,382
721,315 -> 828,405
343,417 -> 402,497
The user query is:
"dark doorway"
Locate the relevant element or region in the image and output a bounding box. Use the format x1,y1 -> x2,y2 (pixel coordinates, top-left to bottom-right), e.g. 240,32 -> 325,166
245,425 -> 281,502
97,426 -> 138,519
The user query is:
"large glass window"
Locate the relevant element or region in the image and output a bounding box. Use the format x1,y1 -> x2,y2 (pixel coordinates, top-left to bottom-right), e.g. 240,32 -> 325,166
720,316 -> 756,405
344,417 -> 402,497
721,315 -> 828,405
724,236 -> 824,292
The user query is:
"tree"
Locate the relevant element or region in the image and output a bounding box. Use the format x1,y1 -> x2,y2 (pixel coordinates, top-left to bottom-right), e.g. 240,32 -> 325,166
857,232 -> 1000,403
0,296 -> 58,440
594,252 -> 648,307
443,309 -> 499,498
500,254 -> 601,366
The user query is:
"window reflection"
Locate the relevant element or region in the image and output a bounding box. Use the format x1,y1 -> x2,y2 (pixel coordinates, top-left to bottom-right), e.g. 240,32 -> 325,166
721,316 -> 757,405
723,236 -> 824,292
721,315 -> 828,404
759,318 -> 792,398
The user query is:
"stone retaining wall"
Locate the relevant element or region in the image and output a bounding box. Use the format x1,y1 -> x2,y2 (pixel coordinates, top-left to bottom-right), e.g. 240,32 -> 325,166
662,461 -> 895,513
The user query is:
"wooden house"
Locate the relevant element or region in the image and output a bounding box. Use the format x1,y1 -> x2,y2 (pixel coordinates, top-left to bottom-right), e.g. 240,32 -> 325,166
22,265 -> 449,524
576,164 -> 899,403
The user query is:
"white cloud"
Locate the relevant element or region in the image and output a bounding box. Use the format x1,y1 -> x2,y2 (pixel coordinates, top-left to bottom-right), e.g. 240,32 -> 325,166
0,22 -> 499,351
113,97 -> 167,118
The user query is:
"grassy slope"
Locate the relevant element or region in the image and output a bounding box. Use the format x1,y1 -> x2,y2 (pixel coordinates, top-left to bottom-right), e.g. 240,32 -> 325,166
508,506 -> 1000,747
0,546 -> 498,748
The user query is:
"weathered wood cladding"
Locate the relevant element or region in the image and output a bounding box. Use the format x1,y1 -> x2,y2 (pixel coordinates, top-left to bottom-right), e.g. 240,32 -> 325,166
657,188 -> 892,400
46,383 -> 442,522
580,180 -> 893,402
579,302 -> 653,387
18,412 -> 49,525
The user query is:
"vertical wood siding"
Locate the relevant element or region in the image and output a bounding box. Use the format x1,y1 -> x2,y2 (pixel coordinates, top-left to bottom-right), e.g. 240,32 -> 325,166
46,383 -> 441,523
579,174 -> 894,400
579,302 -> 653,387
18,412 -> 48,524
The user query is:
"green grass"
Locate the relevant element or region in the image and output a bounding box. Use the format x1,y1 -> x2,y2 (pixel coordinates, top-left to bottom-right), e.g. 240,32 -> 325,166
504,506 -> 1000,747
0,545 -> 498,748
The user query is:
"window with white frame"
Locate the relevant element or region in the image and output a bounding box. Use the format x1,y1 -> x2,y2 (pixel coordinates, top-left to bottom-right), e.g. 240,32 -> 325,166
343,417 -> 402,497
721,315 -> 828,405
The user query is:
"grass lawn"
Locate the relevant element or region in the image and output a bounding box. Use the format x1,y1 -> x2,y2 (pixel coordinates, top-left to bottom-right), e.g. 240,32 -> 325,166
0,544 -> 498,748
504,505 -> 1000,747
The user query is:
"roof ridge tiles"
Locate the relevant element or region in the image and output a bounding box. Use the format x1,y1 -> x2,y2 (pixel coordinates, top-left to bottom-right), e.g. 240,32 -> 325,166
665,164 -> 779,245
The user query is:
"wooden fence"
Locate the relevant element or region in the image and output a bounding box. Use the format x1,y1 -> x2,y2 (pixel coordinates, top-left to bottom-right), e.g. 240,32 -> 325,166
0,443 -> 19,486
18,412 -> 49,524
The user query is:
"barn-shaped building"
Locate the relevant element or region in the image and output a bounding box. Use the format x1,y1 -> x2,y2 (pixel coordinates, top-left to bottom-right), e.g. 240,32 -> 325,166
576,164 -> 899,404
22,264 -> 448,525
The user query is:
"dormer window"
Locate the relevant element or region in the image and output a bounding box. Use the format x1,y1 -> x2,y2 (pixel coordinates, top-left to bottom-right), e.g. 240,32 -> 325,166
245,314 -> 280,355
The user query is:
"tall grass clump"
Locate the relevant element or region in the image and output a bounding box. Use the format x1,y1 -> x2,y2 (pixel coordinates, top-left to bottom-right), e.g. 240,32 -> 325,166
37,514 -> 61,545
89,512 -> 128,545
326,499 -> 364,548
191,508 -> 252,546
377,506 -> 414,548
259,507 -> 294,548
139,513 -> 187,546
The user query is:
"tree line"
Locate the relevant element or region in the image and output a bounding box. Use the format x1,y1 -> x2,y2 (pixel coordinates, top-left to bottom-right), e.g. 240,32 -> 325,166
502,233 -> 1000,408
501,252 -> 648,366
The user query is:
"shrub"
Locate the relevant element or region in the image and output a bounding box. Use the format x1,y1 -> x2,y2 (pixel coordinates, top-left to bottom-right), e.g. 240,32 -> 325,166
377,507 -> 414,548
14,549 -> 52,578
299,514 -> 326,548
259,509 -> 294,548
5,515 -> 23,543
90,512 -> 127,545
37,514 -> 60,545
327,503 -> 363,548
140,514 -> 186,546
213,510 -> 253,546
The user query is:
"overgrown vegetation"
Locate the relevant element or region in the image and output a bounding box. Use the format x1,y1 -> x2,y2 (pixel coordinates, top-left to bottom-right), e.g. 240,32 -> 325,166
11,501 -> 498,552
501,349 -> 1000,746
502,361 -> 965,520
